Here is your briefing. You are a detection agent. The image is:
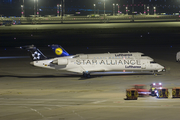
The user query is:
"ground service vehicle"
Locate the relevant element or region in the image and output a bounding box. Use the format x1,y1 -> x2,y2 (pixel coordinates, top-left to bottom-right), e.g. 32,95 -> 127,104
150,83 -> 162,96
134,84 -> 150,96
125,88 -> 138,100
156,88 -> 169,98
172,87 -> 180,98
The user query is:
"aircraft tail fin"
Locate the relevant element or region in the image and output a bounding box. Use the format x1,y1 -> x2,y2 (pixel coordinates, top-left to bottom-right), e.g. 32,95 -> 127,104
48,44 -> 69,57
20,45 -> 47,61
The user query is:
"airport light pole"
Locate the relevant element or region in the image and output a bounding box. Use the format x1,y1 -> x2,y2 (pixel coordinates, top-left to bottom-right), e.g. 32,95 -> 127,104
63,0 -> 65,18
147,6 -> 149,15
144,4 -> 146,15
37,0 -> 39,17
60,4 -> 62,17
93,4 -> 96,14
57,4 -> 62,17
113,3 -> 115,16
153,6 -> 156,15
116,4 -> 120,14
104,0 -> 106,20
34,0 -> 36,17
33,0 -> 39,17
132,0 -> 134,22
57,4 -> 60,17
21,5 -> 24,17
21,0 -> 24,17
126,6 -> 128,15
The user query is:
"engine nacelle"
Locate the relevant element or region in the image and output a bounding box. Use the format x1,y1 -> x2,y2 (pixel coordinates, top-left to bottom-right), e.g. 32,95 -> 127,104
52,59 -> 68,65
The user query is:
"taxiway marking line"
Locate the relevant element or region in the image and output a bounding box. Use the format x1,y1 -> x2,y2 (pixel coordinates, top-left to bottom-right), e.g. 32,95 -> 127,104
92,100 -> 107,104
0,104 -> 179,108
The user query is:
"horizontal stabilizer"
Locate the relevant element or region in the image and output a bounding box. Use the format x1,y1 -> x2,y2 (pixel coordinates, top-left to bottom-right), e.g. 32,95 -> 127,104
20,45 -> 47,61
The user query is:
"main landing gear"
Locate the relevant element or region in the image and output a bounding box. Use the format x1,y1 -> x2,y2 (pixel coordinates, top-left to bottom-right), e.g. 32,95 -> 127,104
83,72 -> 91,78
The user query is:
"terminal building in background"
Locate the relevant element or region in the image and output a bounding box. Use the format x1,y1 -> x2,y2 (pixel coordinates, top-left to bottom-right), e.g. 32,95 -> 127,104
0,0 -> 180,16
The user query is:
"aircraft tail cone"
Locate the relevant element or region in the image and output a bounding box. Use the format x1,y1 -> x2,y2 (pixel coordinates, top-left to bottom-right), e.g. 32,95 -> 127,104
30,62 -> 34,66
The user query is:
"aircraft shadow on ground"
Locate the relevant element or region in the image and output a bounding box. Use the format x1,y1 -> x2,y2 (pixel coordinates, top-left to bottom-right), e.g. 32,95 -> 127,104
0,73 -> 161,80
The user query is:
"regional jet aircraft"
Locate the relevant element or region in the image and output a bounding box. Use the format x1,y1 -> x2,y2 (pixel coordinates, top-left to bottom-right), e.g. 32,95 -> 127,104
20,45 -> 165,77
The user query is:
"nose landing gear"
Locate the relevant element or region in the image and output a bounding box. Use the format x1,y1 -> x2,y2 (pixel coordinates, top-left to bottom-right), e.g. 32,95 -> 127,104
153,70 -> 158,76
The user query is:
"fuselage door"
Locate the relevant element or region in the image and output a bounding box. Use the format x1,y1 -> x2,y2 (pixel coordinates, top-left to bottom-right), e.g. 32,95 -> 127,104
141,61 -> 146,69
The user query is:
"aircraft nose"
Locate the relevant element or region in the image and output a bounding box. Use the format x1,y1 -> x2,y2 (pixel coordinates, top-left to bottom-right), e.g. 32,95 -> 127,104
162,66 -> 166,72
159,65 -> 166,72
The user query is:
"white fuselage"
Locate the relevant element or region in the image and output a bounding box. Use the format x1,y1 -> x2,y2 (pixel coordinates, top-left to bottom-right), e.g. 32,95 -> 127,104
31,52 -> 164,74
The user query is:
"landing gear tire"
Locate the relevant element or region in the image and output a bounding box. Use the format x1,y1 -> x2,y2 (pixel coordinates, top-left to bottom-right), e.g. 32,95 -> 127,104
83,72 -> 91,78
87,74 -> 91,78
